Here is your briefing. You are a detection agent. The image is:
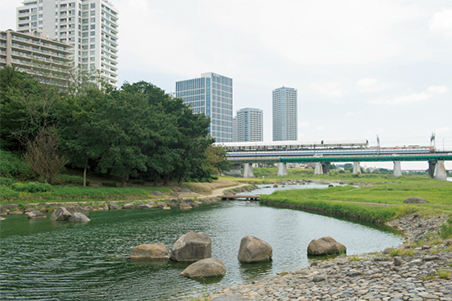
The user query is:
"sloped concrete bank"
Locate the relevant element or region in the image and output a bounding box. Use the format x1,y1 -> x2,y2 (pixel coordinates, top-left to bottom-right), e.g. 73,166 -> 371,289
209,213 -> 452,301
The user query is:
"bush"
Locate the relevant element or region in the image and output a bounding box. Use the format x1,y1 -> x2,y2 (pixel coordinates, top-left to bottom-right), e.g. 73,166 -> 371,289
0,150 -> 34,180
0,177 -> 15,186
11,181 -> 53,193
131,179 -> 145,185
59,174 -> 90,186
101,181 -> 117,187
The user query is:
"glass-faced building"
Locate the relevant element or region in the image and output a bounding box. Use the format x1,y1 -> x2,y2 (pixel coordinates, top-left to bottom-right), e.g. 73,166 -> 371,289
273,86 -> 297,141
234,107 -> 263,142
175,72 -> 233,143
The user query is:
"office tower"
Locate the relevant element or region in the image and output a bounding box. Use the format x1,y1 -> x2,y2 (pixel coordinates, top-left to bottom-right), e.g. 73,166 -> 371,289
16,0 -> 118,86
0,29 -> 73,87
273,86 -> 297,141
175,72 -> 233,143
232,116 -> 238,142
234,107 -> 263,142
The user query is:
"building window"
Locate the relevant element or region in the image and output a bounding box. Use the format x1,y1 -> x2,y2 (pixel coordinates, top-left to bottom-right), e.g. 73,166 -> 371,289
91,3 -> 95,9
90,24 -> 95,30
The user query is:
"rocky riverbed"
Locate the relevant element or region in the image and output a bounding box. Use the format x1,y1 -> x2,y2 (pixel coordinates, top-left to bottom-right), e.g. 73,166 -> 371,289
210,213 -> 452,301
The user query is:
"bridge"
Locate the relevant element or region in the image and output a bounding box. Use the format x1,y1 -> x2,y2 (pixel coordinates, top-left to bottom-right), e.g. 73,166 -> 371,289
214,140 -> 452,180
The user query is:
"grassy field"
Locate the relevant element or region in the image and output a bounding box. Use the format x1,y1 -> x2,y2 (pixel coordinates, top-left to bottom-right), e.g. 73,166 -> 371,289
246,170 -> 452,223
0,178 -> 241,205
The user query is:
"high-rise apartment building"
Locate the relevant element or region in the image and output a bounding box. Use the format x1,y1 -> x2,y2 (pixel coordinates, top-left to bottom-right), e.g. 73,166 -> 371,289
234,107 -> 263,142
175,72 -> 233,143
16,0 -> 118,86
273,86 -> 297,141
0,29 -> 73,87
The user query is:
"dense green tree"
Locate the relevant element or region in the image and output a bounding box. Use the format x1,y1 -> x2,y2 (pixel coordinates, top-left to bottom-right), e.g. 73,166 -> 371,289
0,66 -> 61,151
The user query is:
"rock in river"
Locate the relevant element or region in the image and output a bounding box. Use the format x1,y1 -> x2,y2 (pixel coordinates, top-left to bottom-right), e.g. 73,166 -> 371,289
170,232 -> 212,262
27,210 -> 46,219
131,243 -> 169,260
238,235 -> 273,263
307,236 -> 346,256
180,258 -> 226,278
69,212 -> 90,222
50,207 -> 72,221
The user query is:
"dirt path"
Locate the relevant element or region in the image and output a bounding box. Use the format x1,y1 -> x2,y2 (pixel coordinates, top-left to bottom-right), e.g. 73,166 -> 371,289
205,182 -> 249,198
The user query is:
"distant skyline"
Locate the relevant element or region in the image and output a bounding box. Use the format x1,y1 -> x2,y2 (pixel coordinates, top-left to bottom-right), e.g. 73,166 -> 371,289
1,0 -> 451,170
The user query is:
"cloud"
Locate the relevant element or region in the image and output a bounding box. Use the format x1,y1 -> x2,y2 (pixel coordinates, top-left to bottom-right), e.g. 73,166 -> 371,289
370,92 -> 431,105
316,126 -> 324,131
309,82 -> 343,98
346,112 -> 356,116
299,122 -> 310,127
357,78 -> 379,88
435,127 -> 450,134
427,85 -> 449,94
429,8 -> 452,39
356,78 -> 391,92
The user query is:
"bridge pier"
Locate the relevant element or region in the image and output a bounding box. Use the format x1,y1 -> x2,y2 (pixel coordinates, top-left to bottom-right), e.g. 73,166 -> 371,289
277,162 -> 287,176
226,164 -> 242,176
314,162 -> 323,174
353,162 -> 361,174
428,161 -> 437,178
322,162 -> 331,174
434,160 -> 447,180
393,161 -> 402,177
243,163 -> 254,178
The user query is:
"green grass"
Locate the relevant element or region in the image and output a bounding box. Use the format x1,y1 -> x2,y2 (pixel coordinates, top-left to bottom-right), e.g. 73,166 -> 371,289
258,174 -> 452,222
1,185 -> 171,204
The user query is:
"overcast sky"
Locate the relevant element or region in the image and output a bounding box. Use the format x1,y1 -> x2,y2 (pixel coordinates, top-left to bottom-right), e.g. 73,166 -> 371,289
1,0 -> 451,170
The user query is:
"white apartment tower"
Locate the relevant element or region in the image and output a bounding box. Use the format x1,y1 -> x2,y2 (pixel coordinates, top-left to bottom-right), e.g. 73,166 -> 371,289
234,107 -> 263,142
175,72 -> 233,143
16,0 -> 118,86
273,86 -> 297,141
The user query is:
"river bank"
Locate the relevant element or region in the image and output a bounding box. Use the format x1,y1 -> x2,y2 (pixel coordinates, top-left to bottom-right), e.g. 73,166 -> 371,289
209,213 -> 452,300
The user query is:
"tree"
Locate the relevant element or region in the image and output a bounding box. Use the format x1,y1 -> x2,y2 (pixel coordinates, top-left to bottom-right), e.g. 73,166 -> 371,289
23,126 -> 67,183
203,145 -> 231,176
0,66 -> 62,151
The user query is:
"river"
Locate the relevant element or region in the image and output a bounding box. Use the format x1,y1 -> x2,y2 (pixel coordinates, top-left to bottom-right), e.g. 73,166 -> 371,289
0,184 -> 403,300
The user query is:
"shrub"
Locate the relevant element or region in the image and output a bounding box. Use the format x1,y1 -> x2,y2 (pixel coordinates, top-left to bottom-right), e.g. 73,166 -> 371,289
131,180 -> 145,185
0,177 -> 15,186
11,181 -> 53,193
0,150 -> 34,180
101,181 -> 117,187
59,174 -> 90,186
438,219 -> 452,239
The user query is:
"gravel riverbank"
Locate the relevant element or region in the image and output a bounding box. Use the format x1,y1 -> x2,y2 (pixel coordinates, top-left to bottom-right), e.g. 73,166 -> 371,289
210,213 -> 452,301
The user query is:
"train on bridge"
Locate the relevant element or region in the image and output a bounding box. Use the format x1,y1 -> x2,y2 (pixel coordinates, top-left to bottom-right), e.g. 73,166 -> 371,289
215,140 -> 434,158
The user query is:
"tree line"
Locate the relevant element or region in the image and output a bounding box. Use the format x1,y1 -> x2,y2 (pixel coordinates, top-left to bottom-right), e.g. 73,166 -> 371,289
0,66 -> 229,186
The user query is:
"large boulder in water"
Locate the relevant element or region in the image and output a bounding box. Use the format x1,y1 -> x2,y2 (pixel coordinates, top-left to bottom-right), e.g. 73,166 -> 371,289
66,205 -> 89,216
50,207 -> 72,221
131,243 -> 169,260
69,212 -> 90,222
170,232 -> 212,262
403,197 -> 428,204
180,258 -> 226,278
27,210 -> 46,219
307,237 -> 346,256
238,235 -> 272,263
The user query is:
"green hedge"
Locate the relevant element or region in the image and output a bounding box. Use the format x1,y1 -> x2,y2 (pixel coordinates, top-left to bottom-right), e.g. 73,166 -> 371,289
101,181 -> 117,187
11,181 -> 53,193
0,150 -> 34,180
59,174 -> 90,186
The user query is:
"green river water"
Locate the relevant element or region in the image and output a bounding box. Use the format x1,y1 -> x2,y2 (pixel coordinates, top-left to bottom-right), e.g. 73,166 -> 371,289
0,187 -> 403,300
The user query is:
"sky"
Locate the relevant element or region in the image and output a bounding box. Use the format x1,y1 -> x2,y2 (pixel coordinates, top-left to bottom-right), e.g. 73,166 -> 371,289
1,0 -> 451,170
